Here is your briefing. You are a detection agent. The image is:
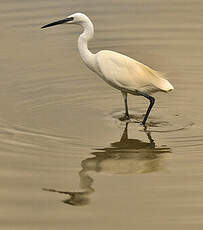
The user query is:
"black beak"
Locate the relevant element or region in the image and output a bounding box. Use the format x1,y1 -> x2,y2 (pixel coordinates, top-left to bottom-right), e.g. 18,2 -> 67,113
41,17 -> 74,29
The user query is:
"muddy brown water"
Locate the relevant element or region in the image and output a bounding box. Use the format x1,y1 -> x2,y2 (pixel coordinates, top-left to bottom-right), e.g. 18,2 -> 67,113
1,0 -> 203,229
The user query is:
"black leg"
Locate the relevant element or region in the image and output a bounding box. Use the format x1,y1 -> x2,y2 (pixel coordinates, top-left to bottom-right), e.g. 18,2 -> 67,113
124,97 -> 130,120
121,91 -> 130,120
136,91 -> 155,126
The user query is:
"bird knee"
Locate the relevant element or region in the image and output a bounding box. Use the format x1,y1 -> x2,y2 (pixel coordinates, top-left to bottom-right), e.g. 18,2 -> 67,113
150,96 -> 155,105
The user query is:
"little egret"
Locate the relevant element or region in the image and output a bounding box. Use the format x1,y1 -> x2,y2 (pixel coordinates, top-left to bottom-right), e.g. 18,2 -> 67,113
41,13 -> 174,126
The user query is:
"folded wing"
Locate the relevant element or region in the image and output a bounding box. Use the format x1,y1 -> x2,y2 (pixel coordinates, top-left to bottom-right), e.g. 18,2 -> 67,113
95,50 -> 174,94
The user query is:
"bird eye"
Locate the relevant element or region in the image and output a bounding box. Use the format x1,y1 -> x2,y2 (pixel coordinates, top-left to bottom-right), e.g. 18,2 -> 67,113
68,17 -> 74,22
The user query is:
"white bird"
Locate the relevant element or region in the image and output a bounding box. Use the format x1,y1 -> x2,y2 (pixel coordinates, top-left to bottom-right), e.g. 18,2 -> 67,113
41,13 -> 174,126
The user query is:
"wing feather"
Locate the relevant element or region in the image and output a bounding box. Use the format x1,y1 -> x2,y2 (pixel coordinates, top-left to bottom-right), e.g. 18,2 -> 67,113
95,50 -> 173,94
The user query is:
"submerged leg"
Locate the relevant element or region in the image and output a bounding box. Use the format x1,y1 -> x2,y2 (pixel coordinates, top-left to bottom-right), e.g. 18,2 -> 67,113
121,91 -> 130,120
120,122 -> 129,142
137,91 -> 155,126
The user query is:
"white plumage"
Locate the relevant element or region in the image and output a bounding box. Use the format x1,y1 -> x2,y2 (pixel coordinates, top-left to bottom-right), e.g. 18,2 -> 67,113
42,13 -> 174,126
95,50 -> 173,94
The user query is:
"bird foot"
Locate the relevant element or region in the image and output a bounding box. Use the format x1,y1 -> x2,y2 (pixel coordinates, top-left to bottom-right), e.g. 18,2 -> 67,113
125,115 -> 130,120
140,121 -> 147,130
119,113 -> 130,121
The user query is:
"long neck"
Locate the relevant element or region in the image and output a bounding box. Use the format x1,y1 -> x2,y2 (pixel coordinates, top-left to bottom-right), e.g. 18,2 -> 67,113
78,20 -> 95,71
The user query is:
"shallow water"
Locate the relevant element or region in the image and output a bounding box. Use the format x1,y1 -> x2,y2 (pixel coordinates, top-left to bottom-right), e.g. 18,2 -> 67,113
1,0 -> 203,229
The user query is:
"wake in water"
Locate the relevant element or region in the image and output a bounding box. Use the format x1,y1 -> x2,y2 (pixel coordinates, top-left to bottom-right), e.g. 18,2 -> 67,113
108,109 -> 194,133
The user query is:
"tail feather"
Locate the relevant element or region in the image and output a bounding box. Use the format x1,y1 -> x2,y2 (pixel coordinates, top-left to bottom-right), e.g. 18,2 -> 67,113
140,63 -> 174,92
158,78 -> 174,92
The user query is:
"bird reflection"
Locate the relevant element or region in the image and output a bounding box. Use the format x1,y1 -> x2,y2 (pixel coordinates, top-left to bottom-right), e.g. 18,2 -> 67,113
43,123 -> 171,206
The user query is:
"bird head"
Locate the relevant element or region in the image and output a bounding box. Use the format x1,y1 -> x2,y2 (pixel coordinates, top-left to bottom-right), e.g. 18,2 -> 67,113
41,13 -> 90,29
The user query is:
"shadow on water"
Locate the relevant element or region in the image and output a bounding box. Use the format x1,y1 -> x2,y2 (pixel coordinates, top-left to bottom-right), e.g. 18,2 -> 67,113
43,123 -> 171,206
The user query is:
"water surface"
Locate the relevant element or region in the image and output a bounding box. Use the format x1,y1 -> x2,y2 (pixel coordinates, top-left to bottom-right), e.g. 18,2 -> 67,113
1,0 -> 203,229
